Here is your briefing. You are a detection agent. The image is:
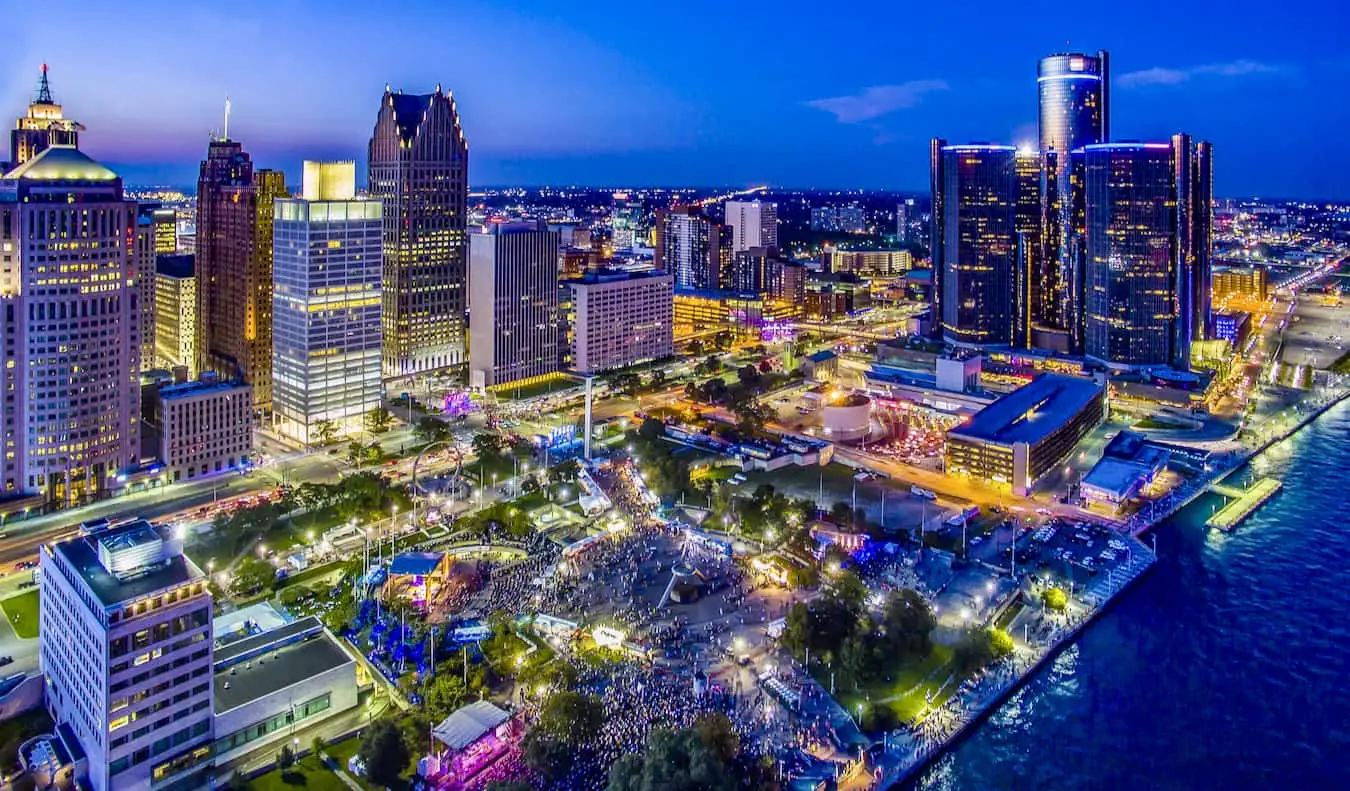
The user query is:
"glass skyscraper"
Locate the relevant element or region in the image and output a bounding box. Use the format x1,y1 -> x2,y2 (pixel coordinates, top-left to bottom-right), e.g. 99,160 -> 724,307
1038,50 -> 1109,343
1081,142 -> 1193,370
272,162 -> 383,445
932,143 -> 1019,348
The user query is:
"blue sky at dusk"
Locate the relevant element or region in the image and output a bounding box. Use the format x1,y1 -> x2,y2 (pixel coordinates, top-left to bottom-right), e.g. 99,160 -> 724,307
6,0 -> 1347,196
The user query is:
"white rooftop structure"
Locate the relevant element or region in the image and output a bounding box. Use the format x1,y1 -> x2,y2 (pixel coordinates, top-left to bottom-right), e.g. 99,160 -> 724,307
431,701 -> 512,750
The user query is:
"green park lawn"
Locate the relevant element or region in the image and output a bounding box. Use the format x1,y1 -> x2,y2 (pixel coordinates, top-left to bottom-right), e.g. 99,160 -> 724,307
1,589 -> 39,639
496,375 -> 581,401
829,642 -> 956,725
245,755 -> 350,791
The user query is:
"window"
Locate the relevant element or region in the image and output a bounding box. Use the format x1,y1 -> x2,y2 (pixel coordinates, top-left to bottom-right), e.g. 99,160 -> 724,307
109,715 -> 129,732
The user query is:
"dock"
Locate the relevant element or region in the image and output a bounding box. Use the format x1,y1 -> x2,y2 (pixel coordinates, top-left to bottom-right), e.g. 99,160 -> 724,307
1205,477 -> 1283,530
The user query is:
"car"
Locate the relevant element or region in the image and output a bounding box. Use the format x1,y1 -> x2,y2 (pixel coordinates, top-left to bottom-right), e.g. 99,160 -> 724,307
0,656 -> 11,667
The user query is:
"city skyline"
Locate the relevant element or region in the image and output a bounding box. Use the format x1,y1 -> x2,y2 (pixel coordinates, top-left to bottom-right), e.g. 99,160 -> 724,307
4,0 -> 1347,197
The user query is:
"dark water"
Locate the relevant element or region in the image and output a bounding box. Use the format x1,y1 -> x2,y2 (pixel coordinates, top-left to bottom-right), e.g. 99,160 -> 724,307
911,400 -> 1350,791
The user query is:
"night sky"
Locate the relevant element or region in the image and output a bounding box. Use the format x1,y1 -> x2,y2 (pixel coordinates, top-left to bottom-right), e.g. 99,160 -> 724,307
6,0 -> 1347,197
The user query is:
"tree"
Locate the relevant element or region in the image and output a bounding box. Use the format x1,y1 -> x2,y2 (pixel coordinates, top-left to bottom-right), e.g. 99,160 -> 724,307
424,672 -> 469,721
880,588 -> 936,661
364,405 -> 394,434
313,419 -> 339,446
277,744 -> 295,771
535,691 -> 604,741
607,728 -> 736,791
731,399 -> 771,435
511,437 -> 535,460
687,339 -> 705,356
358,718 -> 410,787
522,731 -> 573,782
311,735 -> 326,763
414,416 -> 451,444
736,364 -> 760,388
713,330 -> 734,351
650,369 -> 667,387
828,569 -> 869,616
638,417 -> 665,442
1043,587 -> 1068,611
472,432 -> 505,461
953,627 -> 1012,676
232,557 -> 275,595
692,713 -> 739,765
486,782 -> 534,791
611,372 -> 642,397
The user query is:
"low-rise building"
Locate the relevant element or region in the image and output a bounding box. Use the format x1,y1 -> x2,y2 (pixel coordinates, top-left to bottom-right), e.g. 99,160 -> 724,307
148,375 -> 253,483
945,374 -> 1105,495
39,520 -> 215,791
1212,265 -> 1268,302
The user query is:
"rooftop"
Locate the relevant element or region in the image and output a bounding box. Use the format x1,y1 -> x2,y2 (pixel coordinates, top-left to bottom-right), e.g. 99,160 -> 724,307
389,552 -> 443,577
213,619 -> 353,713
157,375 -> 250,401
156,254 -> 194,279
51,520 -> 202,609
949,374 -> 1103,446
432,701 -> 512,750
4,145 -> 117,182
569,268 -> 671,285
1081,457 -> 1155,497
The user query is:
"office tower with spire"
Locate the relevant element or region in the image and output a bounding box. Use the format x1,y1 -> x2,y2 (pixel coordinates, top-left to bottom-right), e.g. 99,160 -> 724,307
931,143 -> 1020,348
0,144 -> 140,503
6,65 -> 84,171
368,85 -> 470,380
1037,50 -> 1109,346
1080,138 -> 1211,371
194,108 -> 286,412
272,162 -> 383,444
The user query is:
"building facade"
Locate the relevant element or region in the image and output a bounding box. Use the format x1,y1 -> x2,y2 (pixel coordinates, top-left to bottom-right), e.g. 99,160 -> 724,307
149,375 -> 253,482
369,86 -> 470,379
1038,51 -> 1109,340
654,207 -> 729,291
821,249 -> 913,277
933,144 -> 1019,348
724,200 -> 777,253
1212,265 -> 1267,302
272,162 -> 383,445
154,255 -> 196,375
1080,139 -> 1211,370
468,220 -> 561,389
39,520 -> 215,791
135,207 -> 158,372
194,138 -> 285,412
0,145 -> 141,504
568,270 -> 673,375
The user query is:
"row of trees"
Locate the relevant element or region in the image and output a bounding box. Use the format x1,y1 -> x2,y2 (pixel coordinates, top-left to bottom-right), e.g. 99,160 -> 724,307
607,713 -> 778,791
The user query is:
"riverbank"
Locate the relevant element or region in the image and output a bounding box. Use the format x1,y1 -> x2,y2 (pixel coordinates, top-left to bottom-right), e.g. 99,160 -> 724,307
859,387 -> 1350,789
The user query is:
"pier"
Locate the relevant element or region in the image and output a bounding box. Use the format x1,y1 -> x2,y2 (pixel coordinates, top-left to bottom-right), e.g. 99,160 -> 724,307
1205,478 -> 1283,530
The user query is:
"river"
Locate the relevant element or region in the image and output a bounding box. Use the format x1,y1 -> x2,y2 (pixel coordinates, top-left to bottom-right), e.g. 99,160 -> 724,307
910,398 -> 1350,790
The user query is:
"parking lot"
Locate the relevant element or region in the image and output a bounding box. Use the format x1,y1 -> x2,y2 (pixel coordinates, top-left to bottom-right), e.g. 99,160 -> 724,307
1018,519 -> 1136,590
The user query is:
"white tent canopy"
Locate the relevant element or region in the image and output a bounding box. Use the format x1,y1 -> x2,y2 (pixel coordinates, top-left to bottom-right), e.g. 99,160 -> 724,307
431,701 -> 512,751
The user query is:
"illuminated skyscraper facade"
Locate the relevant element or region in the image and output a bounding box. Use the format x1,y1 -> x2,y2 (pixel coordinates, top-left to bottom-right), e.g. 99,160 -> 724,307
0,146 -> 141,503
273,162 -> 383,445
655,207 -> 730,291
1038,51 -> 1108,342
724,200 -> 777,253
368,86 -> 469,380
7,65 -> 84,170
468,220 -> 561,390
195,138 -> 285,412
1013,149 -> 1043,348
933,144 -> 1019,348
1080,139 -> 1210,371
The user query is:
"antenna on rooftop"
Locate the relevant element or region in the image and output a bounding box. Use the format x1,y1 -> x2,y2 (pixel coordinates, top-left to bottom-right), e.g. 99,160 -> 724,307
224,96 -> 231,141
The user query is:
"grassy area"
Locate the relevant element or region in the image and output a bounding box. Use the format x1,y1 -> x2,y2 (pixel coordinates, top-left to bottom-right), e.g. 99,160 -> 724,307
1,588 -> 39,639
1332,350 -> 1350,374
829,643 -> 955,725
1134,415 -> 1191,430
495,375 -> 581,401
245,754 -> 350,791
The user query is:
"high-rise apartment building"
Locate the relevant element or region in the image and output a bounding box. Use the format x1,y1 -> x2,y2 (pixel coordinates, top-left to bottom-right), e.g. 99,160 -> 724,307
7,65 -> 83,170
39,519 -> 215,791
369,86 -> 469,379
612,194 -> 643,250
194,138 -> 285,412
655,207 -> 729,291
272,162 -> 383,445
724,200 -> 777,253
0,145 -> 141,503
468,220 -> 561,389
568,269 -> 674,375
154,255 -> 196,375
1038,50 -> 1109,340
1080,139 -> 1211,370
932,144 -> 1019,348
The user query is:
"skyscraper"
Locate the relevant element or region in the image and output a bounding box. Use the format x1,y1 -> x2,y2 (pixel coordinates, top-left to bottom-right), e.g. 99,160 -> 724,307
1079,139 -> 1210,371
368,85 -> 469,380
272,162 -> 383,445
932,144 -> 1019,348
155,254 -> 196,375
194,138 -> 285,412
1014,149 -> 1043,348
135,206 -> 159,372
0,145 -> 140,503
1038,50 -> 1109,343
7,65 -> 83,170
724,200 -> 777,253
655,207 -> 730,291
468,220 -> 561,390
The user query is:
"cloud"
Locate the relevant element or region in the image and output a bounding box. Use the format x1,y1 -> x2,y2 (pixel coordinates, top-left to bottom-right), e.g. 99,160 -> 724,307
1119,59 -> 1282,88
805,80 -> 948,123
